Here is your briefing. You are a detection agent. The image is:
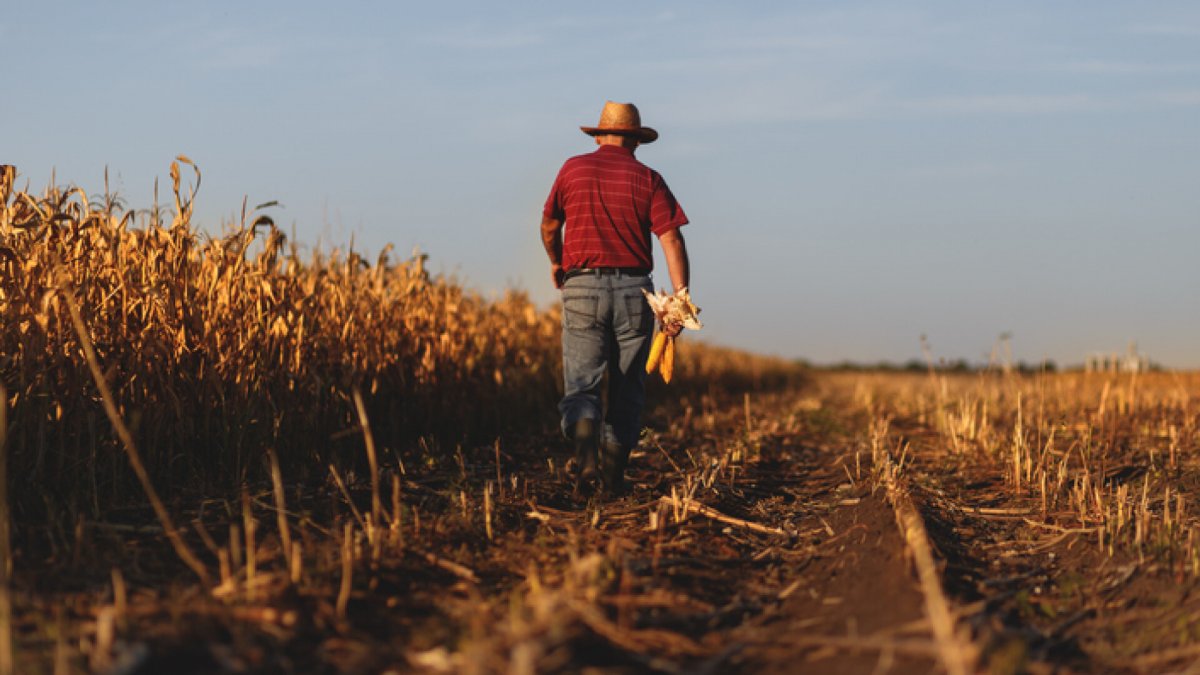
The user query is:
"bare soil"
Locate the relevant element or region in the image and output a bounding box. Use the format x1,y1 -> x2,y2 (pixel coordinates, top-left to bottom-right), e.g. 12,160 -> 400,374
7,373 -> 1200,673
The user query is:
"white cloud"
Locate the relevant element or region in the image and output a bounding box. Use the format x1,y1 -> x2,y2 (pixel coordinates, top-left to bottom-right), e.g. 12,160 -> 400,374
413,13 -> 610,51
659,81 -> 890,127
665,88 -> 1114,127
1154,89 -> 1200,106
1056,59 -> 1200,75
1130,23 -> 1200,37
900,161 -> 1014,181
189,26 -> 286,71
202,42 -> 284,70
901,93 -> 1101,116
418,29 -> 545,50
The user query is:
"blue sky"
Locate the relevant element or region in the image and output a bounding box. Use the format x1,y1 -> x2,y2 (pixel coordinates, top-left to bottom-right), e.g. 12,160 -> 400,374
5,1 -> 1198,367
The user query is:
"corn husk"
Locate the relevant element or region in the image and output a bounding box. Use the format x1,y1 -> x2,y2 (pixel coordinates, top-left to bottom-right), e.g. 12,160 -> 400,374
642,287 -> 701,330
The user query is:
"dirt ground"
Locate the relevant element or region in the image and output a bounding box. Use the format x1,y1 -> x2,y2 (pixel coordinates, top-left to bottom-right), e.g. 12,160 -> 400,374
7,372 -> 1200,674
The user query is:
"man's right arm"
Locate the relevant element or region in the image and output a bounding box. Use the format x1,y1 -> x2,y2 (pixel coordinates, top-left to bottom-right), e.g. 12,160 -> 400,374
657,228 -> 690,337
541,215 -> 564,288
658,228 -> 689,293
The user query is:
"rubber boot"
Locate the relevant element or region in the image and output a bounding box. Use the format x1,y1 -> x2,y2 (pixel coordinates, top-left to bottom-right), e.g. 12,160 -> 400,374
571,418 -> 599,485
598,429 -> 629,495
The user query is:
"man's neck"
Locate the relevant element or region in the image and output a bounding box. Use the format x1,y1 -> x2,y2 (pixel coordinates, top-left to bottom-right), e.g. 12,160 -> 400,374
595,135 -> 639,152
597,144 -> 634,155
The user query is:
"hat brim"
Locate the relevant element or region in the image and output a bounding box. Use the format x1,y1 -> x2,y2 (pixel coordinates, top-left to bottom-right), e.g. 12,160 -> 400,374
580,126 -> 658,143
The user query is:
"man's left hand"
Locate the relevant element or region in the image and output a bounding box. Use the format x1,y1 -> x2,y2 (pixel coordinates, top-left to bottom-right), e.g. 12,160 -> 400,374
661,321 -> 683,338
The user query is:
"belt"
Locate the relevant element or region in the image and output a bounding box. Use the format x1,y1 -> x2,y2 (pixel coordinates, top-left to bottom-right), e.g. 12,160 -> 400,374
562,267 -> 650,282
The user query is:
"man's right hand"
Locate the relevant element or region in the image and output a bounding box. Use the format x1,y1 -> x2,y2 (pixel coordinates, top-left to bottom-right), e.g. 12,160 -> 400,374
552,263 -> 565,289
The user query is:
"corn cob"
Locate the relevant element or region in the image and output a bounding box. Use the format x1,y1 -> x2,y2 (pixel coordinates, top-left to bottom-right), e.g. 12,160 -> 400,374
642,288 -> 700,384
660,335 -> 675,383
646,331 -> 667,374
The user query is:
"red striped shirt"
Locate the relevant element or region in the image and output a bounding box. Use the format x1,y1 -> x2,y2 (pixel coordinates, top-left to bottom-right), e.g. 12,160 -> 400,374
543,145 -> 688,270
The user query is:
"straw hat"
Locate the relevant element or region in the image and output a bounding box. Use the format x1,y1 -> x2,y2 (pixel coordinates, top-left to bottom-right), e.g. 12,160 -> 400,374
580,101 -> 658,143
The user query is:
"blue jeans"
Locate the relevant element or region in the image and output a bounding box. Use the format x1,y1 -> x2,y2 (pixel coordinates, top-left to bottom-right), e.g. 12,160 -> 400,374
559,272 -> 655,451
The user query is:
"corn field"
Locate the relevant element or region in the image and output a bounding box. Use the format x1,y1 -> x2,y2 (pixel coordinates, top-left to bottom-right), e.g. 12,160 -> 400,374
0,160 -> 801,529
4,161 -> 1200,673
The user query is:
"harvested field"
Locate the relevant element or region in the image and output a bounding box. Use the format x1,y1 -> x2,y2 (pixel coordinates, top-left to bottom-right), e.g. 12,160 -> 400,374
2,166 -> 1199,673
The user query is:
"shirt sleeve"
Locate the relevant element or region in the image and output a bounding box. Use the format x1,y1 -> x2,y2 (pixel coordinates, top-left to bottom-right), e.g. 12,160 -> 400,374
648,172 -> 689,236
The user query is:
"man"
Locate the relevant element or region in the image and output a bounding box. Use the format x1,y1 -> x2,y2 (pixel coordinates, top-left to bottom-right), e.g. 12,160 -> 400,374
540,101 -> 691,493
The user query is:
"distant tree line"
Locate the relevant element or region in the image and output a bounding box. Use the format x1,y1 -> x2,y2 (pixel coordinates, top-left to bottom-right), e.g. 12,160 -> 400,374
796,358 -> 1059,373
796,358 -> 1168,374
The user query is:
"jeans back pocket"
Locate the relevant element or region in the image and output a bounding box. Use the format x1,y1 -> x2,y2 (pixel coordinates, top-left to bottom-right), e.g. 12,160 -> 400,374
562,293 -> 599,331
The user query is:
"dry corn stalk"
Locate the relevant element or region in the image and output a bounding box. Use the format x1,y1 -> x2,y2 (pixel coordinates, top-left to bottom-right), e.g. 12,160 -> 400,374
0,161 -> 797,521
